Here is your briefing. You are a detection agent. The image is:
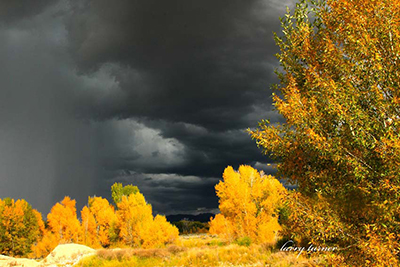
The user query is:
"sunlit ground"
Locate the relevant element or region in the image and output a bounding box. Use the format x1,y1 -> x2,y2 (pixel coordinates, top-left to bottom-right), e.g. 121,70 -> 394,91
76,234 -> 330,267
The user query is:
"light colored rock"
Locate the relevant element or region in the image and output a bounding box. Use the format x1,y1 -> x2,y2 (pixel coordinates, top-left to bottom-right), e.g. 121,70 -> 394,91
40,243 -> 95,266
0,257 -> 40,267
0,243 -> 95,267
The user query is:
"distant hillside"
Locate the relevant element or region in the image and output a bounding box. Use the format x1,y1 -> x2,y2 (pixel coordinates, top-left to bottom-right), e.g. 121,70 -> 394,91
166,213 -> 215,223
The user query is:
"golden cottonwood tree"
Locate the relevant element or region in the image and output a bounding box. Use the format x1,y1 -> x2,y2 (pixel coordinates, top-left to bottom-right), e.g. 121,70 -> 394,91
250,0 -> 400,265
32,197 -> 81,258
47,196 -> 81,243
209,165 -> 286,244
0,198 -> 43,257
116,192 -> 153,247
140,215 -> 180,249
82,196 -> 117,247
80,206 -> 97,247
116,190 -> 179,248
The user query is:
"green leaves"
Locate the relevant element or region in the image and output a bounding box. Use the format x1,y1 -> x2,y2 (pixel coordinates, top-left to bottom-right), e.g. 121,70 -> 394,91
111,182 -> 140,206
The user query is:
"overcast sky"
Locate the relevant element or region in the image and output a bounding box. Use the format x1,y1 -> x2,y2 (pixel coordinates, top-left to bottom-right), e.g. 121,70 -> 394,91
0,0 -> 295,217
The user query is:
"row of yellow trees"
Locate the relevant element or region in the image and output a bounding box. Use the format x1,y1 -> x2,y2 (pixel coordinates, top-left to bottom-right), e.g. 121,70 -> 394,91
0,183 -> 179,258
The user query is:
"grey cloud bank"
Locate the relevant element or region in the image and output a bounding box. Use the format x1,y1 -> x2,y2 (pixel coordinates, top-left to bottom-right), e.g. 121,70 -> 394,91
0,0 -> 294,216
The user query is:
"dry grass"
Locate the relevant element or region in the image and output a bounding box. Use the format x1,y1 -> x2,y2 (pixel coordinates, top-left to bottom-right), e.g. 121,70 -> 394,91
76,235 -> 329,267
97,248 -> 170,259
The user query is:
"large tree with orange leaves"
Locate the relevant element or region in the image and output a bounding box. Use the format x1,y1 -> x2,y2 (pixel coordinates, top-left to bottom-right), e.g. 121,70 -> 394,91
250,0 -> 400,265
81,196 -> 117,248
33,197 -> 82,258
209,165 -> 286,244
115,187 -> 178,248
0,198 -> 43,257
47,196 -> 81,243
116,192 -> 154,247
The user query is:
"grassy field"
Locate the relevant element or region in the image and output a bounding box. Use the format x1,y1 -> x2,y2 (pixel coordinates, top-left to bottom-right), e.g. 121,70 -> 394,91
75,234 -> 330,267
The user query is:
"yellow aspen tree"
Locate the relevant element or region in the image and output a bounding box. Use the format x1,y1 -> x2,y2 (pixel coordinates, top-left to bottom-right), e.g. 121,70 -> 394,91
155,215 -> 179,245
116,192 -> 153,247
210,165 -> 286,244
140,215 -> 179,248
115,189 -> 178,248
80,206 -> 97,247
47,196 -> 81,243
87,196 -> 117,247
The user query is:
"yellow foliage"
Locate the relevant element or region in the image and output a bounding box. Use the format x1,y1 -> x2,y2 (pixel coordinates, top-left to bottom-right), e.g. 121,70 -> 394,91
209,214 -> 234,241
210,165 -> 286,244
140,215 -> 179,249
47,196 -> 81,243
30,230 -> 58,258
84,196 -> 118,247
116,193 -> 154,247
115,192 -> 178,248
0,198 -> 43,257
250,0 -> 400,264
81,206 -> 98,247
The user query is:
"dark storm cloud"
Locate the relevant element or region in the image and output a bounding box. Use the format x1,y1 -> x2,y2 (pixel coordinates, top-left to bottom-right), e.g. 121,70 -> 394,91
111,173 -> 220,215
0,0 -> 295,216
141,120 -> 268,177
0,2 -> 102,215
0,0 -> 54,24
66,0 -> 287,130
63,0 -> 295,214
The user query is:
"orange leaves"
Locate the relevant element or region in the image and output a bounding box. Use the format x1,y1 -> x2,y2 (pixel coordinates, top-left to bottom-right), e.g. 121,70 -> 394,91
86,197 -> 117,247
210,165 -> 286,244
30,230 -> 58,259
361,225 -> 399,266
114,188 -> 178,248
33,197 -> 82,258
0,198 -> 43,257
47,196 -> 81,243
251,0 -> 400,265
80,206 -> 97,247
209,214 -> 235,241
140,215 -> 179,249
2,183 -> 178,258
116,193 -> 154,247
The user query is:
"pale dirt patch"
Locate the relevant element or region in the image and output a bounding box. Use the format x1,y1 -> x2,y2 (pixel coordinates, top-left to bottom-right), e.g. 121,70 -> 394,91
0,243 -> 95,267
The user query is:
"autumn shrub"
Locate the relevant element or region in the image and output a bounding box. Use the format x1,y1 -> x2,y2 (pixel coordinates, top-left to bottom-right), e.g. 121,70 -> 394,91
166,244 -> 187,254
209,165 -> 287,244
